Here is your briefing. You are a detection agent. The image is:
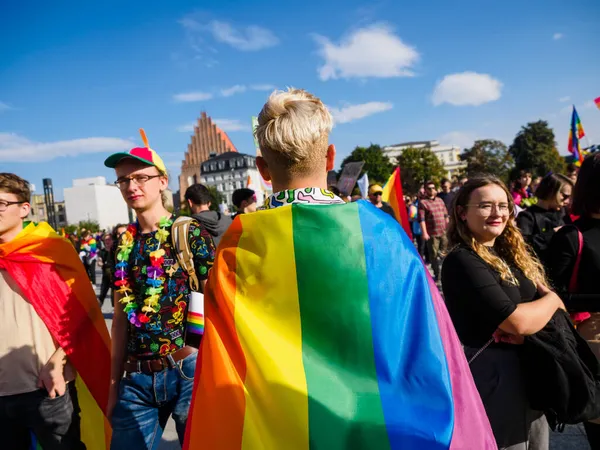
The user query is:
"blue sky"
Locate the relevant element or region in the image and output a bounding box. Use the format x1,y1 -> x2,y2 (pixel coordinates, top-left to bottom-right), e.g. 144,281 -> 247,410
1,0 -> 599,199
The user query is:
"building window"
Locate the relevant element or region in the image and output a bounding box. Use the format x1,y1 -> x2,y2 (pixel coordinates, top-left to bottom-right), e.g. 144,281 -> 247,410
215,175 -> 222,181
217,184 -> 222,192
218,161 -> 225,170
187,176 -> 194,186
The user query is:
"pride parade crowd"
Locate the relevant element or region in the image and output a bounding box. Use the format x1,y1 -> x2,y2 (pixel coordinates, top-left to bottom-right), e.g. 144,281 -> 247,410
1,88 -> 600,450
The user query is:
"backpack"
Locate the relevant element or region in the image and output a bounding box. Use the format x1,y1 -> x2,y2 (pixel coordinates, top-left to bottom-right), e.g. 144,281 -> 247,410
520,309 -> 600,430
171,216 -> 200,292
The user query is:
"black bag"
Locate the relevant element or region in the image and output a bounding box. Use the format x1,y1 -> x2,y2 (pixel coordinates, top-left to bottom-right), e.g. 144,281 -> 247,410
520,309 -> 600,429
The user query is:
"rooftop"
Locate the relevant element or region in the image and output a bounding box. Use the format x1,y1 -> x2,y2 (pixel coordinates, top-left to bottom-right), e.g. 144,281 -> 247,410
204,151 -> 254,162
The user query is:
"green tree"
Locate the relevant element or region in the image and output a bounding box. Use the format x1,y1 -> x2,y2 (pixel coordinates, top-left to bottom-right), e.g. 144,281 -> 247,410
78,220 -> 100,232
398,147 -> 446,195
207,185 -> 225,211
508,120 -> 566,179
461,139 -> 514,183
340,144 -> 394,185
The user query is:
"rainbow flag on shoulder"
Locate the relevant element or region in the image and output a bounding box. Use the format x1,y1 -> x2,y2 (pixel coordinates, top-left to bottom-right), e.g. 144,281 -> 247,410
184,202 -> 495,449
0,223 -> 111,449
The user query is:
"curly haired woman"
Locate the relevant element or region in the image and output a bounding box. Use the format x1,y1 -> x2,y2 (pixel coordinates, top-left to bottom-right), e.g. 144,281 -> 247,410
442,175 -> 565,450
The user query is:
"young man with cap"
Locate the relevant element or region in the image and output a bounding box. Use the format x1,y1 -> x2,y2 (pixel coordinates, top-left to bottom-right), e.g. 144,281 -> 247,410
185,183 -> 232,246
368,184 -> 396,219
104,130 -> 216,449
231,188 -> 257,219
184,89 -> 495,449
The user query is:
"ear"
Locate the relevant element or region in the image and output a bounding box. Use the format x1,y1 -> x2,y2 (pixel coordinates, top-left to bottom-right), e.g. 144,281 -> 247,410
326,144 -> 336,172
159,175 -> 169,191
256,156 -> 271,182
457,205 -> 467,221
187,199 -> 193,209
19,202 -> 31,220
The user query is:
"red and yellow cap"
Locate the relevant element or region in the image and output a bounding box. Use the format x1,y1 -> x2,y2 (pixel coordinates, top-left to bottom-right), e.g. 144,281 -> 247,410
104,129 -> 167,176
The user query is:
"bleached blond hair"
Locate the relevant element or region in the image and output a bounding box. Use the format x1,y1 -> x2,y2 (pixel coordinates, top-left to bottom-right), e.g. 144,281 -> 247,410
255,88 -> 332,177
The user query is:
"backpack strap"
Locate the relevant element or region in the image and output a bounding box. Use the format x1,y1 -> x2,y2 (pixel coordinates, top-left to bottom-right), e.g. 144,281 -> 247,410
568,227 -> 584,293
171,216 -> 200,292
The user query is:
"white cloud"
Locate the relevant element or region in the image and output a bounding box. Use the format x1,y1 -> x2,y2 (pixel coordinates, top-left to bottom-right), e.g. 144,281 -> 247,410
176,123 -> 196,133
559,96 -> 571,103
583,100 -> 597,109
181,18 -> 279,51
221,85 -> 247,97
314,24 -> 419,80
0,101 -> 12,112
213,119 -> 251,132
329,101 -> 393,124
0,132 -> 134,162
438,131 -> 478,149
553,33 -> 564,40
432,72 -> 503,106
250,84 -> 276,91
173,91 -> 213,103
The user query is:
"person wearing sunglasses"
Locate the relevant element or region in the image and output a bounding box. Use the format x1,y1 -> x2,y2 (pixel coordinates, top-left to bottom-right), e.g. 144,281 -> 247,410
367,184 -> 396,219
516,173 -> 573,266
231,188 -> 258,219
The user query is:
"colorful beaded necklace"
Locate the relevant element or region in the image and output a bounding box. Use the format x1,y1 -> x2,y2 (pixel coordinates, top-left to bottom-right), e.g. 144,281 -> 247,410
115,216 -> 173,327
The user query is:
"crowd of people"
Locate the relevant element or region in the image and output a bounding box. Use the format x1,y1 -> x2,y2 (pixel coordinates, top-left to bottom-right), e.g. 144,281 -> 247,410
0,87 -> 599,450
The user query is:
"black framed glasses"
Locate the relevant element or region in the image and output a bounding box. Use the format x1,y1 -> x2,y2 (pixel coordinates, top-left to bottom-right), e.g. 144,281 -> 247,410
114,174 -> 162,190
0,200 -> 25,212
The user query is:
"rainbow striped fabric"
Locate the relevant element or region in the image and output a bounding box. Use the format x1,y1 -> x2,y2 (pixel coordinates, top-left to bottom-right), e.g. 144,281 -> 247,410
184,202 -> 495,449
187,311 -> 205,335
568,106 -> 586,164
382,167 -> 412,239
0,223 -> 111,450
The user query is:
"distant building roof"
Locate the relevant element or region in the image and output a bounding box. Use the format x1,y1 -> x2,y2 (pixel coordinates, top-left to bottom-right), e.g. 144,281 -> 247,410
384,140 -> 438,148
204,151 -> 255,162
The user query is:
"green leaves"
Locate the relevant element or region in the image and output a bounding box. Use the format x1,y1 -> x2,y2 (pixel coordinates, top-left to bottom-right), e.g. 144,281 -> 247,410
398,147 -> 447,195
508,121 -> 566,178
340,144 -> 394,186
461,139 -> 513,183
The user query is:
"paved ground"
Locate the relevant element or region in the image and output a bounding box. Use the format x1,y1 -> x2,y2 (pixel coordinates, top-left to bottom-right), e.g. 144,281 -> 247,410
96,266 -> 591,449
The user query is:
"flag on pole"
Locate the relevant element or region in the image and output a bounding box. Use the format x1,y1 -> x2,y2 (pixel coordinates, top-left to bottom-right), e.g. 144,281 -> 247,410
382,167 -> 412,239
568,106 -> 586,165
183,203 -> 496,450
356,172 -> 369,199
595,97 -> 600,110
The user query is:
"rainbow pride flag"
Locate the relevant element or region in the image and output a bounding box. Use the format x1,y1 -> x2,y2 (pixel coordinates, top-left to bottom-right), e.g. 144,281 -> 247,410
0,223 -> 112,450
382,167 -> 412,239
184,202 -> 495,449
568,106 -> 586,165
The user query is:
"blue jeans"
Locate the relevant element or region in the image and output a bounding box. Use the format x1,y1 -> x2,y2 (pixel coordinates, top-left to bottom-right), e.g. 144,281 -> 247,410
110,352 -> 197,450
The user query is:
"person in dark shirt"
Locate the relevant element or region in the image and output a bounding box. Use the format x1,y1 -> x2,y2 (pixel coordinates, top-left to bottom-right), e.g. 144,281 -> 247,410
97,232 -> 115,308
367,184 -> 396,219
517,173 -> 573,265
185,183 -> 232,246
442,175 -> 564,449
547,154 -> 600,447
231,188 -> 258,219
437,178 -> 455,212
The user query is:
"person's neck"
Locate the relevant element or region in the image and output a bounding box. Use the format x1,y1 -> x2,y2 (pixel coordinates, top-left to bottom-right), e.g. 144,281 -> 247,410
271,176 -> 327,194
372,200 -> 383,207
0,223 -> 24,245
191,204 -> 210,214
535,199 -> 551,210
136,204 -> 171,233
428,195 -> 436,200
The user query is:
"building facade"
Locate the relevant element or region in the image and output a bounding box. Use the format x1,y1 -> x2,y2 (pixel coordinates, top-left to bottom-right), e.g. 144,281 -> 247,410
200,152 -> 266,209
179,112 -> 238,203
63,177 -> 130,230
383,140 -> 467,180
28,194 -> 67,229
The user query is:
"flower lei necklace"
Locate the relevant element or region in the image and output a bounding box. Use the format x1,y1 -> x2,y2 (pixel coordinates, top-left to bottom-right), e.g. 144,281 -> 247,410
115,216 -> 173,327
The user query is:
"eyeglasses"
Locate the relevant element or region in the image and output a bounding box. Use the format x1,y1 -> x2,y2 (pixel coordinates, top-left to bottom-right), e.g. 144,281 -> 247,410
0,200 -> 25,212
560,193 -> 571,201
371,192 -> 383,196
466,202 -> 512,216
114,174 -> 162,190
426,186 -> 436,190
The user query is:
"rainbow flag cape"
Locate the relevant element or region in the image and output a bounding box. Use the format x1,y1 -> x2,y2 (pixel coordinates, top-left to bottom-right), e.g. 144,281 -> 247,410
568,106 -> 586,165
0,223 -> 111,449
184,202 -> 495,449
382,167 -> 412,239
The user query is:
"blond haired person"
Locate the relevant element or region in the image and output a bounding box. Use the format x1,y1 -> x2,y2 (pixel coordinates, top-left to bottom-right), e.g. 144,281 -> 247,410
441,175 -> 565,450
